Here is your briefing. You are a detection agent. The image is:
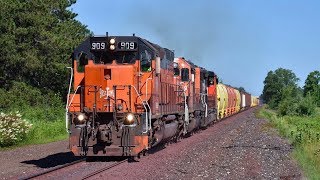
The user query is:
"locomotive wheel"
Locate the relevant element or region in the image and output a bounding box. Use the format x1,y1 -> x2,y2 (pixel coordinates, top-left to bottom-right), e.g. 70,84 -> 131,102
143,150 -> 147,156
128,156 -> 139,162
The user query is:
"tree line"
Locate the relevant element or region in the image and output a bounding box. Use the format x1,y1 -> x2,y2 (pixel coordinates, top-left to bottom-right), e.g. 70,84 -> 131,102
0,0 -> 90,121
262,68 -> 320,116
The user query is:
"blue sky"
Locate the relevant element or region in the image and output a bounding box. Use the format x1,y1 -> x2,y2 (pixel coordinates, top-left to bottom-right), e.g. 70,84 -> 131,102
71,0 -> 320,96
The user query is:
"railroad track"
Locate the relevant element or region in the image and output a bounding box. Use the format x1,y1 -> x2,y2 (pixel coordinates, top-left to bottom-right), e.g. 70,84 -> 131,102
81,159 -> 128,179
19,158 -> 128,180
20,158 -> 86,180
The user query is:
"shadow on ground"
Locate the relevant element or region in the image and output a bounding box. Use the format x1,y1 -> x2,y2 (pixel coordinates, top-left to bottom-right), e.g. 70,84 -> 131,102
21,152 -> 82,168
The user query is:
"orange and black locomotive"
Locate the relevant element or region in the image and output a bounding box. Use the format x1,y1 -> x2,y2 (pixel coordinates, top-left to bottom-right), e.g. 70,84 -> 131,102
66,34 -> 218,157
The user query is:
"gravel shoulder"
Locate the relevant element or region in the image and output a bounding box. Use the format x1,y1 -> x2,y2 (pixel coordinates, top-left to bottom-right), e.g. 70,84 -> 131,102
93,107 -> 304,179
0,107 -> 304,179
0,140 -> 79,179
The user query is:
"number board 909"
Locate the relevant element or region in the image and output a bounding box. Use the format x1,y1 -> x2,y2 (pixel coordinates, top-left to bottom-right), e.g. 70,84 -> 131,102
91,42 -> 106,50
117,41 -> 137,51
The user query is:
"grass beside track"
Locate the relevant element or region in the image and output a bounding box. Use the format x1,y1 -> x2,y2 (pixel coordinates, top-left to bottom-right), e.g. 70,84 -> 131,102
23,118 -> 67,145
256,106 -> 320,180
0,117 -> 67,151
0,103 -> 68,150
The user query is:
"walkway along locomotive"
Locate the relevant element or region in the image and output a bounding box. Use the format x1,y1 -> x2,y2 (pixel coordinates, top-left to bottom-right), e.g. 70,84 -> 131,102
66,34 -> 259,157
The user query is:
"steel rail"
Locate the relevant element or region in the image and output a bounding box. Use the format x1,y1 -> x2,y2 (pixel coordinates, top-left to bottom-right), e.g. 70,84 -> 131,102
81,159 -> 127,180
19,158 -> 86,180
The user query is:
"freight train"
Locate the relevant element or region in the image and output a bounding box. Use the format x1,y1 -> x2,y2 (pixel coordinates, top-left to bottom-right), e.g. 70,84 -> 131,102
66,34 -> 259,157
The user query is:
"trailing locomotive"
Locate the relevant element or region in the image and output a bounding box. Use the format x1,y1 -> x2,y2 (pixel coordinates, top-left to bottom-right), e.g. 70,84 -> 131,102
66,34 -> 259,157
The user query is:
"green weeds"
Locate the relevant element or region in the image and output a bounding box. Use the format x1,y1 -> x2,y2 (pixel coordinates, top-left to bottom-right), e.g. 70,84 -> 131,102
257,106 -> 320,179
0,82 -> 67,149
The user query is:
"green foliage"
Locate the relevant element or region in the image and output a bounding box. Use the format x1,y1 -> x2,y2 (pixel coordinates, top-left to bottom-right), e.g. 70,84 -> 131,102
293,144 -> 320,180
0,0 -> 90,97
257,106 -> 320,179
276,86 -> 316,116
261,68 -> 318,117
296,94 -> 317,116
23,119 -> 67,145
0,0 -> 89,147
258,106 -> 320,144
277,93 -> 316,117
0,82 -> 64,122
277,86 -> 299,116
277,98 -> 298,116
0,119 -> 67,149
262,68 -> 299,107
304,71 -> 320,107
0,112 -> 32,147
0,82 -> 66,147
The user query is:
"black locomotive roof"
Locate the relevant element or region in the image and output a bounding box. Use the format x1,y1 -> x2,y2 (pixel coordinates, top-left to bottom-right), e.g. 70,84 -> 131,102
71,37 -> 94,60
71,35 -> 216,78
72,35 -> 174,61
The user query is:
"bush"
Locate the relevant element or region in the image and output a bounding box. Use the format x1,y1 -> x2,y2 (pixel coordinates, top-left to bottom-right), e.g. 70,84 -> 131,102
0,81 -> 65,122
277,87 -> 316,117
0,82 -> 67,148
0,112 -> 32,147
297,94 -> 316,116
277,98 -> 299,116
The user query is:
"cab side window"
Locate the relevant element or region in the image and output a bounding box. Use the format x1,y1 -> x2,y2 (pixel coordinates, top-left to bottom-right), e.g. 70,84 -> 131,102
208,76 -> 214,85
77,52 -> 88,72
139,43 -> 153,72
174,68 -> 180,76
181,68 -> 189,82
140,50 -> 151,72
173,63 -> 180,76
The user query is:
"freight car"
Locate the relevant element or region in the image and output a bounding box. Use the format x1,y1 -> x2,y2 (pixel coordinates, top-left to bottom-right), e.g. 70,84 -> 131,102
66,34 -> 258,157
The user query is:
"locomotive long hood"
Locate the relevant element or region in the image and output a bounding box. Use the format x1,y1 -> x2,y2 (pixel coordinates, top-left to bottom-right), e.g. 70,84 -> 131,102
84,63 -> 138,112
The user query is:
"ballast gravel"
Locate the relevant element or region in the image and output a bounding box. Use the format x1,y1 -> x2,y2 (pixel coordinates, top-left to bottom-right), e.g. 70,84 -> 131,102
92,107 -> 304,180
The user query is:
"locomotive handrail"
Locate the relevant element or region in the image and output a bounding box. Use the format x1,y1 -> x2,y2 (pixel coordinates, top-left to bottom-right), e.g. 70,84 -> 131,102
183,87 -> 189,135
130,85 -> 150,133
145,78 -> 152,131
65,67 -> 73,133
183,91 -> 189,124
200,93 -> 208,118
66,85 -> 81,133
67,86 -> 81,108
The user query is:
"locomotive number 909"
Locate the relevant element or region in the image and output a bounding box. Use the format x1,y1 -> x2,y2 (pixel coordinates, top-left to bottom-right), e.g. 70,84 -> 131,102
91,42 -> 106,50
118,41 -> 137,50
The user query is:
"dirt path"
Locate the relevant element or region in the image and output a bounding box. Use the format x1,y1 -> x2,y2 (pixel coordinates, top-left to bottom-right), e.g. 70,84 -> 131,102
0,107 -> 303,179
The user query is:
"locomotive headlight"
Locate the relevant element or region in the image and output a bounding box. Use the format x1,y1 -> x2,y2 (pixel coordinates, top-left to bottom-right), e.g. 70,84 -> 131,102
124,113 -> 135,125
73,113 -> 87,125
77,113 -> 85,121
110,45 -> 115,50
126,113 -> 134,121
109,38 -> 116,44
